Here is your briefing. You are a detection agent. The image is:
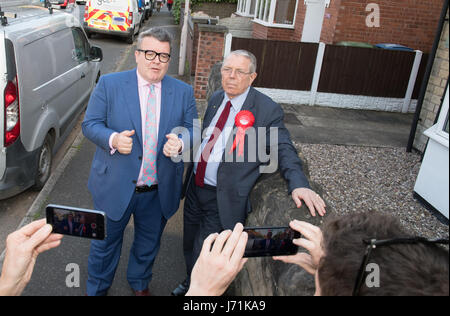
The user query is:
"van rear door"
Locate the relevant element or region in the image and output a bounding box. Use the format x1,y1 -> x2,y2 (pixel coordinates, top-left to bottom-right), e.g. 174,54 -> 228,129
0,29 -> 7,180
87,0 -> 132,32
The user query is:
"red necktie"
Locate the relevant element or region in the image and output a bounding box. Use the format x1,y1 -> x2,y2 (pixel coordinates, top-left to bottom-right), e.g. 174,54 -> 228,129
195,101 -> 232,187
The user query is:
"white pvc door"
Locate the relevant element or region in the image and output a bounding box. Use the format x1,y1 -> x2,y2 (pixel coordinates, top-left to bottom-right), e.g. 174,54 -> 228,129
414,84 -> 449,219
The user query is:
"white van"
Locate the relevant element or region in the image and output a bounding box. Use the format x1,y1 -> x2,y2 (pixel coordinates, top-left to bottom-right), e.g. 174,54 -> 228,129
83,0 -> 144,44
1,5 -> 103,199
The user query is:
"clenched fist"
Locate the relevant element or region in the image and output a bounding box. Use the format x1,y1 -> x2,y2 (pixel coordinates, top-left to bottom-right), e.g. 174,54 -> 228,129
112,130 -> 135,155
163,133 -> 182,157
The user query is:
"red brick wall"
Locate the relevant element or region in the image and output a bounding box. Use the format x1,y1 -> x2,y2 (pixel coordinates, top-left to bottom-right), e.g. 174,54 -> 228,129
194,29 -> 225,99
253,22 -> 294,41
320,0 -> 342,43
334,0 -> 443,52
251,0 -> 442,52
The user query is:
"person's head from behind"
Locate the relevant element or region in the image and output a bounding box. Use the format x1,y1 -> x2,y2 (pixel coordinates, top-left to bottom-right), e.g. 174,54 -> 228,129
318,212 -> 449,296
135,27 -> 173,84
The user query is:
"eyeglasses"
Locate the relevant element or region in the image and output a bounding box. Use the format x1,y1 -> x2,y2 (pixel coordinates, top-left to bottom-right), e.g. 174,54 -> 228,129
353,236 -> 449,296
221,67 -> 253,77
137,49 -> 171,63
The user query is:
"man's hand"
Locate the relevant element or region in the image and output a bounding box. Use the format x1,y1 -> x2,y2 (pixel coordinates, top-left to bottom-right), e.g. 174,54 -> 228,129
292,188 -> 326,217
163,133 -> 182,157
0,219 -> 63,296
273,220 -> 324,275
186,223 -> 248,296
112,130 -> 135,155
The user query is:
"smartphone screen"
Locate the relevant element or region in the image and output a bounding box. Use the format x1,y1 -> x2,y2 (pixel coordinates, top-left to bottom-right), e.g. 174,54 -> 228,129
46,204 -> 106,240
243,226 -> 300,258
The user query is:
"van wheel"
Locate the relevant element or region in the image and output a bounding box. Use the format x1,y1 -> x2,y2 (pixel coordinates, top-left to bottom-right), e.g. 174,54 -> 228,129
127,31 -> 135,44
32,134 -> 53,191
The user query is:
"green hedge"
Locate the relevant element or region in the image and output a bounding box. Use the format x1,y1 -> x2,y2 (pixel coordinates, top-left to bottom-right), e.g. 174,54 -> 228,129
173,0 -> 238,24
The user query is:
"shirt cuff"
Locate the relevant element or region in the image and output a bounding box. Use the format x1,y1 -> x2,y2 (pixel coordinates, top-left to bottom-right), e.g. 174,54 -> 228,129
179,138 -> 184,154
109,132 -> 118,155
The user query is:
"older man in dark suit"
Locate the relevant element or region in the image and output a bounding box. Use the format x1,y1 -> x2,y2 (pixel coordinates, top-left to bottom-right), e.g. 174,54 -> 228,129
172,50 -> 326,295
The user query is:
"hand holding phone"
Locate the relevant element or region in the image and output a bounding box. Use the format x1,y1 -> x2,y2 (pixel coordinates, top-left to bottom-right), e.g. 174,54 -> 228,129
46,204 -> 106,240
243,226 -> 301,258
272,220 -> 324,275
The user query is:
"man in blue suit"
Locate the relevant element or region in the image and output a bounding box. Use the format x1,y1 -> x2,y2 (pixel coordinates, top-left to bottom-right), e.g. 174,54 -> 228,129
82,27 -> 198,296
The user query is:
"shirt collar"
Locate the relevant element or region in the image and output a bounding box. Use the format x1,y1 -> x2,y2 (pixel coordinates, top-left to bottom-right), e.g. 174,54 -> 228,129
224,87 -> 251,111
137,69 -> 162,89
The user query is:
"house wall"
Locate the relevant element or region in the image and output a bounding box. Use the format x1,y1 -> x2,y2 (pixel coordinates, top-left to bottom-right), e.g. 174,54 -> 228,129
334,0 -> 443,53
413,11 -> 449,153
252,0 -> 442,53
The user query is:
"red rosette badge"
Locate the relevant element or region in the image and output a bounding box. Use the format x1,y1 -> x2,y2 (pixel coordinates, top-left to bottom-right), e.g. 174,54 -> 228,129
229,110 -> 255,157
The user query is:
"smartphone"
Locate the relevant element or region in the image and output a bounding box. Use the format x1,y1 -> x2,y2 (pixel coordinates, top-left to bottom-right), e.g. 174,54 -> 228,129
243,226 -> 300,258
46,204 -> 106,240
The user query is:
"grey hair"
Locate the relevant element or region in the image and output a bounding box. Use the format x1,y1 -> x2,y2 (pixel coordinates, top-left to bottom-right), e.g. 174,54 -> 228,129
137,27 -> 173,51
224,50 -> 257,73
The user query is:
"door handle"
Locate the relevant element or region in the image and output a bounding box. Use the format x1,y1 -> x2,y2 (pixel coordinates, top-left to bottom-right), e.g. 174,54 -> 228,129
81,72 -> 86,79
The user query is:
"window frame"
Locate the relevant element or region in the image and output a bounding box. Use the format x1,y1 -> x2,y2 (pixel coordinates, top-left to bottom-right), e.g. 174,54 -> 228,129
71,27 -> 91,64
236,0 -> 257,17
253,0 -> 298,29
424,83 -> 449,148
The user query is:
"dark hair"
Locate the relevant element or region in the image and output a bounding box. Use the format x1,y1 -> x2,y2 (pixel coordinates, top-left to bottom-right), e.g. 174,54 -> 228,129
137,27 -> 173,51
318,212 -> 449,296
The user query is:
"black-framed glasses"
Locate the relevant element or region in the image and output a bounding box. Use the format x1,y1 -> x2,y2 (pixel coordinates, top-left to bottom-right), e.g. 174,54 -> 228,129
353,236 -> 449,296
221,67 -> 253,77
137,49 -> 171,63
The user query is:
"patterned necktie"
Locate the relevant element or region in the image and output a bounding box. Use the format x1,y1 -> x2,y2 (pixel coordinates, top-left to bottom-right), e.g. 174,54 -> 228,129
195,101 -> 232,187
142,84 -> 158,186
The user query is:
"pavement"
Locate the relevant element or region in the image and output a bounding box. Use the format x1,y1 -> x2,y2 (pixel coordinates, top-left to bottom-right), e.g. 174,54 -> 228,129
3,5 -> 416,296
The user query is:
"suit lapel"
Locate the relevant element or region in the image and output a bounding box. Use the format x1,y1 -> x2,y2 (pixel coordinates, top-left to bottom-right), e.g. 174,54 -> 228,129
124,70 -> 143,148
157,76 -> 174,154
202,92 -> 225,131
222,87 -> 257,162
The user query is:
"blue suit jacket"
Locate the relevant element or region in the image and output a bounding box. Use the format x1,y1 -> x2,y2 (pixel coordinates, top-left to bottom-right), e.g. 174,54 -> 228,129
82,69 -> 198,221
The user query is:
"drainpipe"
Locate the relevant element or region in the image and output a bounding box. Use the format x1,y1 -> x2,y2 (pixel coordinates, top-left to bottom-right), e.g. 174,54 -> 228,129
179,0 -> 190,76
406,0 -> 449,152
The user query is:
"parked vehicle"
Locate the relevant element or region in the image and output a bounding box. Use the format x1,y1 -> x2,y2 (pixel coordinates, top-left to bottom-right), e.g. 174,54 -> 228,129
83,0 -> 144,44
49,0 -> 76,9
144,0 -> 153,20
0,4 -> 103,200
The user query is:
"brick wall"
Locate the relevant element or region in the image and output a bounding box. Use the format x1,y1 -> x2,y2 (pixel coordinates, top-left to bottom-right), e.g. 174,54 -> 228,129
251,0 -> 442,53
413,13 -> 449,152
334,0 -> 443,52
253,22 -> 295,41
320,0 -> 342,43
194,24 -> 227,99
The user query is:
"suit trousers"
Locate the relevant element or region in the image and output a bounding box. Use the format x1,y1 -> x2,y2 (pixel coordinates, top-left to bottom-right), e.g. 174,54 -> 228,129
86,190 -> 167,296
183,176 -> 224,278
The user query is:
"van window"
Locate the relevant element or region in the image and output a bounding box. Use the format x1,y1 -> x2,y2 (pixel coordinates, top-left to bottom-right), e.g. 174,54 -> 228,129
91,0 -> 130,11
22,28 -> 77,90
72,28 -> 90,63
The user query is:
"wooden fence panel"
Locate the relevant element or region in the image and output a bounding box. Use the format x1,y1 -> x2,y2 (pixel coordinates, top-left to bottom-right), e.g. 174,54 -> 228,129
231,38 -> 318,91
318,45 -> 424,98
230,38 -> 427,99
